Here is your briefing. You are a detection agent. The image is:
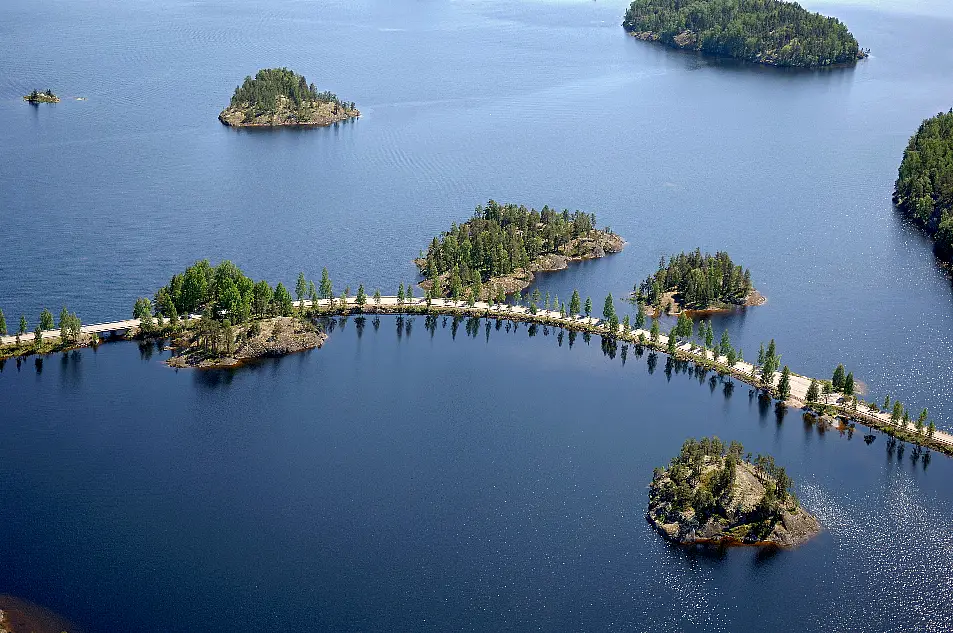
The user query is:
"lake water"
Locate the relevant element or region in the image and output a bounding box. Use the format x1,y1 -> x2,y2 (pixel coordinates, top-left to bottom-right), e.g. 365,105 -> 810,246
2,318 -> 952,632
2,0 -> 953,630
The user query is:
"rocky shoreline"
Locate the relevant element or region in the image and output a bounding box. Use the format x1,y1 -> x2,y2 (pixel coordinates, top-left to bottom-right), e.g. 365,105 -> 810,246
219,97 -> 359,127
646,439 -> 820,548
644,288 -> 764,318
419,231 -> 624,299
166,316 -> 326,369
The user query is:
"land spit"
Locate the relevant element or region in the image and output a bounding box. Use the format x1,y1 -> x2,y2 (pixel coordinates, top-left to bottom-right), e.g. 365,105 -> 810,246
2,296 -> 950,455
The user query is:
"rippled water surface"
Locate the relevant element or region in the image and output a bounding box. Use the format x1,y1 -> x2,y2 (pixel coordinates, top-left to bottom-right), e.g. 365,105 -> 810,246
2,0 -> 953,631
2,318 -> 953,632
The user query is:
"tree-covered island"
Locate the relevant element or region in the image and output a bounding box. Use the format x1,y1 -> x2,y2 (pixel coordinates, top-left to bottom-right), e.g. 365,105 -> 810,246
894,110 -> 953,263
219,68 -> 359,127
622,0 -> 867,68
23,89 -> 59,103
647,437 -> 820,547
415,200 -> 624,301
148,260 -> 326,368
634,249 -> 762,315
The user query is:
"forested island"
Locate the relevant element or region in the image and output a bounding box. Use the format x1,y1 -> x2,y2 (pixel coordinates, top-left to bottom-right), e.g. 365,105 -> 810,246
647,438 -> 820,547
622,0 -> 866,68
416,200 -> 623,301
147,260 -> 325,368
219,68 -> 359,127
23,89 -> 59,103
634,250 -> 761,315
894,110 -> 953,263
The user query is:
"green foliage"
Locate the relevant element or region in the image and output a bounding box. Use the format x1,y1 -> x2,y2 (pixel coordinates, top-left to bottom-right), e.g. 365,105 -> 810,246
229,68 -> 349,117
0,309 -> 5,337
584,297 -> 592,318
356,284 -> 367,308
157,260 -> 292,324
419,200 -> 602,295
39,308 -> 54,332
635,249 -> 753,309
843,371 -> 854,396
832,364 -> 845,391
806,378 -> 820,402
778,366 -> 791,400
623,0 -> 862,67
602,293 -> 617,322
895,110 -> 953,261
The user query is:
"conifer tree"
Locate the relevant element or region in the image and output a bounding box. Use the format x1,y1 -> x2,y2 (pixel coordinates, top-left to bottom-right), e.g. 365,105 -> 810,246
584,297 -> 592,319
0,309 -> 6,337
602,293 -> 616,322
320,268 -> 333,307
667,327 -> 678,354
843,372 -> 854,396
296,272 -> 307,304
373,289 -> 382,305
650,317 -> 660,342
635,302 -> 645,329
778,366 -> 791,401
806,379 -> 820,403
40,308 -> 54,332
356,284 -> 367,308
570,290 -> 581,317
832,364 -> 846,391
397,283 -> 405,305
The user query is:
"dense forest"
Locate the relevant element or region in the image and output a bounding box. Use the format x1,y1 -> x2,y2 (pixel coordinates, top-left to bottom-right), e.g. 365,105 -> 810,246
151,260 -> 294,324
227,68 -> 355,117
622,0 -> 864,67
418,200 -> 605,294
894,110 -> 953,262
635,250 -> 753,310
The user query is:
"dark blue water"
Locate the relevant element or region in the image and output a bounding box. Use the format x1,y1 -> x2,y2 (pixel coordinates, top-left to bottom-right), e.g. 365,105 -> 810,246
3,0 -> 953,630
1,318 -> 951,632
1,0 -> 953,426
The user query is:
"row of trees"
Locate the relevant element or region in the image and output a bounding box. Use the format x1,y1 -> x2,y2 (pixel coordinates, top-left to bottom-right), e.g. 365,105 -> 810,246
635,250 -> 753,310
418,200 -> 603,295
0,306 -> 82,347
623,0 -> 863,67
894,109 -> 953,261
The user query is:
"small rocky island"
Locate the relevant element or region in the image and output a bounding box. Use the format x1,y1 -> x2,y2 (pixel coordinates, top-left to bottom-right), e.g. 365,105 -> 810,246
623,0 -> 867,68
219,67 -> 359,127
136,260 -> 327,369
23,89 -> 59,103
416,200 -> 623,299
166,315 -> 325,369
647,437 -> 820,548
634,249 -> 762,316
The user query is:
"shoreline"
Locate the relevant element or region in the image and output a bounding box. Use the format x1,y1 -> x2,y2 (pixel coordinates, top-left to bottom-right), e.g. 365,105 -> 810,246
3,296 -> 950,456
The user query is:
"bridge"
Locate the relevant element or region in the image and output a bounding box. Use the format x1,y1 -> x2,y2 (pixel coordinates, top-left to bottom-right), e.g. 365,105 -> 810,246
3,296 -> 950,451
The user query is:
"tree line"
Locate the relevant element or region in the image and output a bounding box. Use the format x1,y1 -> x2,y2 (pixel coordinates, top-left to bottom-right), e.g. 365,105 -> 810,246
0,305 -> 82,348
634,249 -> 753,310
418,200 -> 604,297
894,109 -> 953,262
229,68 -> 355,115
623,0 -> 863,67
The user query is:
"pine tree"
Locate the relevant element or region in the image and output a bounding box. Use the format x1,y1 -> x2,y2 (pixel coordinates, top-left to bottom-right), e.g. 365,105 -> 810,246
570,290 -> 581,316
704,321 -> 714,349
667,327 -> 678,354
623,314 -> 630,332
0,309 -> 6,336
778,366 -> 791,400
602,294 -> 616,322
832,364 -> 846,391
650,317 -> 660,342
397,283 -> 405,305
719,329 -> 731,357
356,284 -> 367,308
806,379 -> 820,402
584,297 -> 592,318
296,272 -> 307,304
635,302 -> 645,329
320,268 -> 333,306
843,372 -> 854,396
373,289 -> 382,305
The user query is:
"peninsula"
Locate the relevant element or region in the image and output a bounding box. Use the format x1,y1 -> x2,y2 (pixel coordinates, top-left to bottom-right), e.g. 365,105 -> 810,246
23,90 -> 59,104
634,249 -> 762,316
647,438 -> 820,548
415,200 -> 623,301
219,67 -> 359,127
894,109 -> 953,263
622,0 -> 867,68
